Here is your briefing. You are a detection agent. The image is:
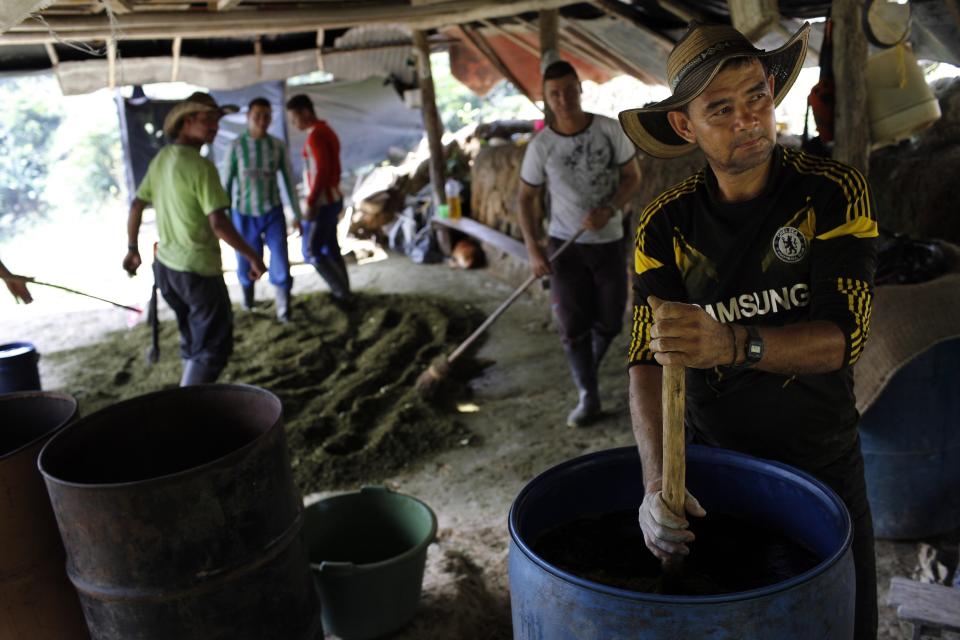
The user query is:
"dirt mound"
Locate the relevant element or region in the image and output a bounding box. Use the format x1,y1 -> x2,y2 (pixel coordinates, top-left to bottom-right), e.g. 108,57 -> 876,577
49,292 -> 484,493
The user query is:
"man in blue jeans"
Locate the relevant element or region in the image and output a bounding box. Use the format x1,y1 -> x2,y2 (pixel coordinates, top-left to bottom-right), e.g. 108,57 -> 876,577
124,92 -> 266,385
285,94 -> 351,303
223,97 -> 301,322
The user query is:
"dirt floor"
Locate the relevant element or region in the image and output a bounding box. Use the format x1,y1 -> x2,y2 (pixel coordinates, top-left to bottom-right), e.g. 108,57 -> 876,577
1,253 -> 951,640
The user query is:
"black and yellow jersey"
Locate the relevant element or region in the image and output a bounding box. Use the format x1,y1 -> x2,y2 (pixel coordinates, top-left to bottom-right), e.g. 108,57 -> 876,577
629,145 -> 878,471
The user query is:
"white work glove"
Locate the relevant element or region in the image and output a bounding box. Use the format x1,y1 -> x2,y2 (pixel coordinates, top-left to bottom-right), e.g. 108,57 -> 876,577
638,488 -> 706,561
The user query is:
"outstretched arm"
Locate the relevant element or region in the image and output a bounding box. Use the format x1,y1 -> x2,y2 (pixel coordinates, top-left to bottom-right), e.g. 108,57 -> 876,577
123,198 -> 148,275
0,259 -> 32,303
630,364 -> 706,561
207,209 -> 267,281
517,181 -> 551,278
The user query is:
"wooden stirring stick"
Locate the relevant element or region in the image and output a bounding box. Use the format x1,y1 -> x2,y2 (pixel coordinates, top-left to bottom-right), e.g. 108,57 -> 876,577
661,364 -> 686,580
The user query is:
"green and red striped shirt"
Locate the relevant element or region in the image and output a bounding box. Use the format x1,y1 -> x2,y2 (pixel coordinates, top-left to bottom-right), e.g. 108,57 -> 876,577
223,132 -> 302,220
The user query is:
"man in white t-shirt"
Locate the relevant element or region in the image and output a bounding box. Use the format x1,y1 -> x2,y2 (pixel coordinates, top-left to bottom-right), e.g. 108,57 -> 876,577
518,60 -> 641,427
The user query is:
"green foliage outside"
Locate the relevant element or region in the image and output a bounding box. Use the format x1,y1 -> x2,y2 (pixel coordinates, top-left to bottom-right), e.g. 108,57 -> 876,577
0,75 -> 125,241
430,53 -> 540,134
0,76 -> 64,233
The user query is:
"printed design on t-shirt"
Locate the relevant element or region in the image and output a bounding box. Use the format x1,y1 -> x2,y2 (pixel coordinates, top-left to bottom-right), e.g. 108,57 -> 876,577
837,277 -> 873,365
762,199 -> 816,271
673,228 -> 719,298
772,226 -> 808,263
702,282 -> 811,323
562,134 -> 617,212
634,173 -> 704,276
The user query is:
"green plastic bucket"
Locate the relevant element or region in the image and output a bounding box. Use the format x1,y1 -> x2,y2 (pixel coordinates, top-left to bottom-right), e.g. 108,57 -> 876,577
302,486 -> 437,639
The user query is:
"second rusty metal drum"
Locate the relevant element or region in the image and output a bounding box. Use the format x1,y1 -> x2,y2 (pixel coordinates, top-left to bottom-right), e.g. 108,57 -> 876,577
0,391 -> 89,640
38,384 -> 321,640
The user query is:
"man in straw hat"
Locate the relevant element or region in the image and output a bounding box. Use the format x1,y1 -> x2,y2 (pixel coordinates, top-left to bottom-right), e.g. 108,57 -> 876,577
123,92 -> 267,386
622,23 -> 878,638
518,59 -> 641,428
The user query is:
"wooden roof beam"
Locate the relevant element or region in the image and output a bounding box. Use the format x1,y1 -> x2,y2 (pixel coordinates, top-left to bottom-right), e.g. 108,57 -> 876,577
459,23 -> 542,111
655,0 -> 705,24
511,16 -> 618,77
477,19 -> 539,57
560,18 -> 659,85
7,0 -> 580,33
592,0 -> 675,50
100,0 -> 132,14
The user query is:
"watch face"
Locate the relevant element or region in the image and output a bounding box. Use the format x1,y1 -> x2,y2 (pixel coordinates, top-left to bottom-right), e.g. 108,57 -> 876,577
745,327 -> 764,364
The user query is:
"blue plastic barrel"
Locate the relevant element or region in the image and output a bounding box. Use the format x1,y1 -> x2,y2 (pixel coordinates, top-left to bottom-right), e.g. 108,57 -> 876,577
860,339 -> 960,539
0,342 -> 41,393
509,445 -> 855,640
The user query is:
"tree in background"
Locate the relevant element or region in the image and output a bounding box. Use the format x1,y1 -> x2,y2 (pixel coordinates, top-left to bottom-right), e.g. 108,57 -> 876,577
0,77 -> 63,235
430,53 -> 539,134
50,119 -> 124,213
0,75 -> 126,241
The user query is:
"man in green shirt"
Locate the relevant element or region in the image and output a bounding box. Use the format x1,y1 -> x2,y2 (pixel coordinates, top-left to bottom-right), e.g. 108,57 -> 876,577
223,97 -> 301,322
123,92 -> 267,386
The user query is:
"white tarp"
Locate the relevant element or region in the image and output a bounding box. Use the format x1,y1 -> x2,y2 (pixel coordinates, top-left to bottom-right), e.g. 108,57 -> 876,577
0,0 -> 51,34
56,49 -> 319,96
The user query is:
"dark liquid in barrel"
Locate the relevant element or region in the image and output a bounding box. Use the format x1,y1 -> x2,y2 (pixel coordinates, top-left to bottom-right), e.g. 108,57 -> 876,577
533,509 -> 822,595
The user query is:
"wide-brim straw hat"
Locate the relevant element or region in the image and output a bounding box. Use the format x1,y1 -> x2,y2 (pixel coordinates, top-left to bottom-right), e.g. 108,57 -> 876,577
619,22 -> 810,159
163,92 -> 238,138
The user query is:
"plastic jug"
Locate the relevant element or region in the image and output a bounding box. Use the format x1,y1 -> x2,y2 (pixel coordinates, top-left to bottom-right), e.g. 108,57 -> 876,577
444,179 -> 462,220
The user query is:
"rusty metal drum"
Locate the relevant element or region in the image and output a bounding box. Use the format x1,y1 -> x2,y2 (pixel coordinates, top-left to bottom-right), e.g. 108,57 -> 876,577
38,385 -> 322,640
0,391 -> 89,640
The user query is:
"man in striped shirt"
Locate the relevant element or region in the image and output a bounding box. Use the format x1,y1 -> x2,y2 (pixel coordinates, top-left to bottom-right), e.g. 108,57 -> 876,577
223,97 -> 301,322
285,94 -> 351,304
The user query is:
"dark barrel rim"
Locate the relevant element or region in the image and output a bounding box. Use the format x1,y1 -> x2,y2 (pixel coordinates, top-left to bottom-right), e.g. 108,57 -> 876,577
37,384 -> 282,490
0,391 -> 77,462
508,444 -> 853,604
0,341 -> 38,361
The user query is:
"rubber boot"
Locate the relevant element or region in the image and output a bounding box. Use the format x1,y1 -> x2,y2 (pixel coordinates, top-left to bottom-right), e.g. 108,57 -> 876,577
564,336 -> 601,428
313,258 -> 351,302
241,284 -> 255,311
592,331 -> 614,370
275,286 -> 292,323
179,359 -> 222,386
332,252 -> 352,296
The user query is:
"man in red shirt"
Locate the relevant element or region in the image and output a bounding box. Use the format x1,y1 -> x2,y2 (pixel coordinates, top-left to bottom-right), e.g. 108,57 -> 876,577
285,94 -> 351,303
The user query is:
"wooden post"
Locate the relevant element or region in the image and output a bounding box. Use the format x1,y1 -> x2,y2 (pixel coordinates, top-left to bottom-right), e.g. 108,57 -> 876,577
832,0 -> 871,175
107,39 -> 117,90
170,36 -> 182,82
539,8 -> 558,55
44,42 -> 62,89
315,29 -> 324,71
412,29 -> 451,254
661,364 -> 686,578
254,36 -> 263,79
539,9 -> 558,124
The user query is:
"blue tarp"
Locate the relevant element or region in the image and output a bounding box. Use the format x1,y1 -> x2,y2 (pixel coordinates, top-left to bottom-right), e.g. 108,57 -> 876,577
119,77 -> 424,206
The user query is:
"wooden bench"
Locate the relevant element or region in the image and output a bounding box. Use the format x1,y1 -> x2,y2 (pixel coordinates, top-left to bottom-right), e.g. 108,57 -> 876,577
888,577 -> 960,640
430,216 -> 529,264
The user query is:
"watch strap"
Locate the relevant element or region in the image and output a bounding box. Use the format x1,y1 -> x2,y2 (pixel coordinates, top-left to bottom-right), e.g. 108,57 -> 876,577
743,325 -> 763,366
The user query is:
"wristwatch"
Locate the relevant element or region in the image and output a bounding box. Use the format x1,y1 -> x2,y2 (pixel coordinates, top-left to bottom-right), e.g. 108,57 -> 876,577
741,326 -> 764,367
